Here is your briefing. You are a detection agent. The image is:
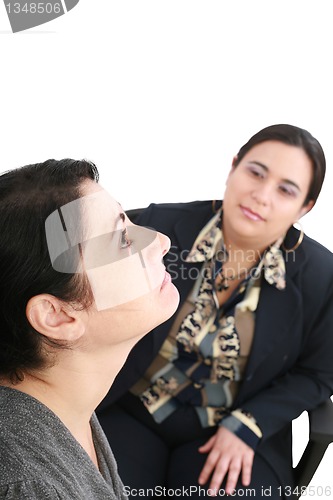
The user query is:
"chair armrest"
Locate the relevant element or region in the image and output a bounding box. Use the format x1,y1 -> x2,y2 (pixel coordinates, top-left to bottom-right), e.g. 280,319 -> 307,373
309,398 -> 333,443
293,398 -> 333,495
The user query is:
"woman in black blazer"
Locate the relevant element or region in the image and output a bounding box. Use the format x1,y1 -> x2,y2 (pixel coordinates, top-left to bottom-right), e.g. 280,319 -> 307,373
97,124 -> 333,499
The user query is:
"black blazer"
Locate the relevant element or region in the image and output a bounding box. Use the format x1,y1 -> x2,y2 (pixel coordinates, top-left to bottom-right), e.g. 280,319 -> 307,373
98,200 -> 333,487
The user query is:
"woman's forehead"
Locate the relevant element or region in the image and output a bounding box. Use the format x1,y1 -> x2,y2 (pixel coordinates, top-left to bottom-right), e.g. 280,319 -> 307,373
45,187 -> 124,268
79,188 -> 124,238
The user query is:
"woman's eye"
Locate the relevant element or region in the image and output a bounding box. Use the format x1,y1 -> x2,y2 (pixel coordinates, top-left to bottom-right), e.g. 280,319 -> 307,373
120,228 -> 132,248
247,166 -> 264,178
279,185 -> 296,197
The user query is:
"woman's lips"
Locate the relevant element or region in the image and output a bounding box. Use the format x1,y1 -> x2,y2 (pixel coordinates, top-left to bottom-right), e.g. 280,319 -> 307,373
240,205 -> 265,221
161,271 -> 171,289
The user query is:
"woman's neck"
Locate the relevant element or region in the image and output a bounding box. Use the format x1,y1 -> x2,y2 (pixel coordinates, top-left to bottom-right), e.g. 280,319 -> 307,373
222,222 -> 269,262
1,340 -> 133,462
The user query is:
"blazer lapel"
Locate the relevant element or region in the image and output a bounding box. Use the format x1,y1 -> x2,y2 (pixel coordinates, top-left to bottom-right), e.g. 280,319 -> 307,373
244,238 -> 307,377
244,277 -> 301,377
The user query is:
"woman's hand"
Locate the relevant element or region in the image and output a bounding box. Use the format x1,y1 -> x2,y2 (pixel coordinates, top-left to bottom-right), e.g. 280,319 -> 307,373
198,426 -> 254,496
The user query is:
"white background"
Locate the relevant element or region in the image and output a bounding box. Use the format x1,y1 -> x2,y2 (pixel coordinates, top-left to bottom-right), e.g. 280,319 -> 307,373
1,0 -> 332,493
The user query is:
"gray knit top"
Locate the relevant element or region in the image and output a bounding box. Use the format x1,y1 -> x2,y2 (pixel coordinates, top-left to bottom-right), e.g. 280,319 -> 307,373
0,386 -> 128,499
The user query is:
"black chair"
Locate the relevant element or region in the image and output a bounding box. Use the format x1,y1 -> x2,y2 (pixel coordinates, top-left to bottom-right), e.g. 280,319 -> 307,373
126,207 -> 333,496
293,398 -> 333,497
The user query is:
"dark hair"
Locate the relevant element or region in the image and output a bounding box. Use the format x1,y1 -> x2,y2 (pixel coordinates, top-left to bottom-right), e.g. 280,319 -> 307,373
0,159 -> 99,381
234,124 -> 326,206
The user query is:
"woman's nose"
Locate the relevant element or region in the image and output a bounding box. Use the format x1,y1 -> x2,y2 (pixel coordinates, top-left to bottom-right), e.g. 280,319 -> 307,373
158,232 -> 171,257
251,182 -> 273,205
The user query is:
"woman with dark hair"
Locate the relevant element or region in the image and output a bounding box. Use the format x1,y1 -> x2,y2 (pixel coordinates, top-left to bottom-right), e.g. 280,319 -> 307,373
0,159 -> 180,499
97,124 -> 333,499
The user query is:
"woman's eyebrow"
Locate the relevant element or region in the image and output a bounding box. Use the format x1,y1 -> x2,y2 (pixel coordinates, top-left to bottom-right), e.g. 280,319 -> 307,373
108,213 -> 126,241
249,161 -> 301,191
115,200 -> 126,223
249,160 -> 268,171
108,213 -> 126,235
282,179 -> 301,191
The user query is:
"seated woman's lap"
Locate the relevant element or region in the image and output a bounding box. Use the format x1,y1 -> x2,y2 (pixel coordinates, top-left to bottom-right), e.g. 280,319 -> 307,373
97,394 -> 283,499
168,441 -> 282,499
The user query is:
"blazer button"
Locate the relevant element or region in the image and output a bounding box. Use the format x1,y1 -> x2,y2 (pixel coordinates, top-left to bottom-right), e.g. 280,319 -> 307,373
193,382 -> 203,389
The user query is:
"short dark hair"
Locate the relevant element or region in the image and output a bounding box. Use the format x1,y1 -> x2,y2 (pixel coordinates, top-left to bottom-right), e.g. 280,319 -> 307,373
234,124 -> 326,206
0,159 -> 99,381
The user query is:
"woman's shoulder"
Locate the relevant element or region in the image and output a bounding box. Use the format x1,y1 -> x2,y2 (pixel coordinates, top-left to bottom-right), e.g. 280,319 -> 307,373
283,228 -> 333,300
302,233 -> 333,264
137,199 -> 216,217
293,233 -> 333,294
284,224 -> 333,265
134,200 -> 219,229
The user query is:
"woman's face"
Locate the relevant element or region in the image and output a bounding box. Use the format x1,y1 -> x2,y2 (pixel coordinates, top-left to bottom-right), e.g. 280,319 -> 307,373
77,181 -> 179,343
222,140 -> 314,251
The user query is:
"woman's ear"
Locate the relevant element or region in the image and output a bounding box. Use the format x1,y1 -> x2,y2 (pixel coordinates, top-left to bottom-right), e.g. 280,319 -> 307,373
231,155 -> 238,168
225,156 -> 238,186
26,294 -> 85,342
299,199 -> 315,219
